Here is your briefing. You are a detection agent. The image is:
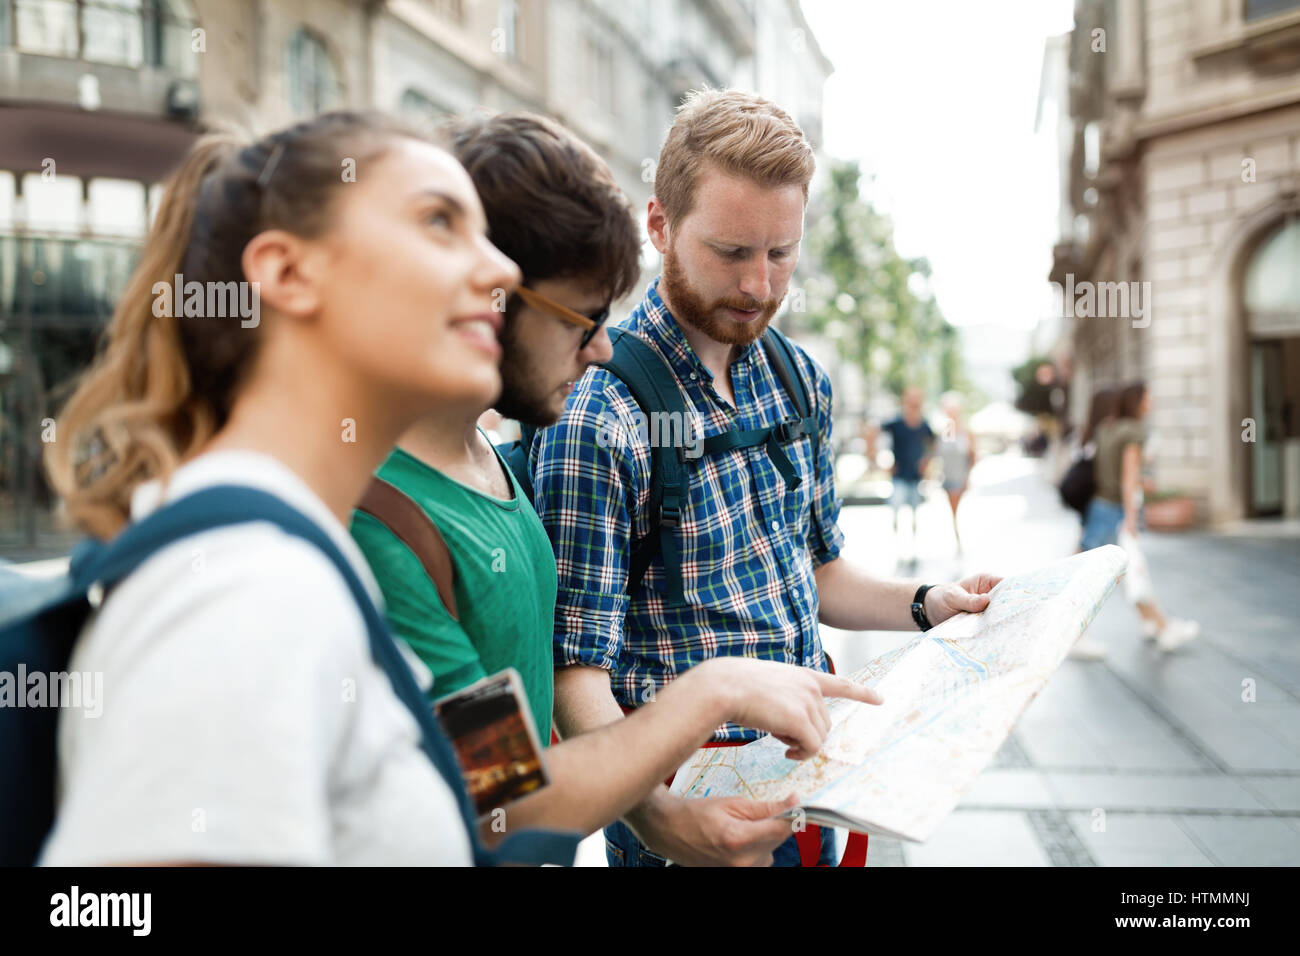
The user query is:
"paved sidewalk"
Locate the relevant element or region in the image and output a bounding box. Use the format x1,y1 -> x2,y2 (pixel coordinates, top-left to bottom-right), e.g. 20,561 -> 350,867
821,452 -> 1300,867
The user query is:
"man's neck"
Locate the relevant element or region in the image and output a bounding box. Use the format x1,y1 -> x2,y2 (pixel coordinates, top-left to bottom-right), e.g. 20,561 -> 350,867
397,403 -> 489,475
402,405 -> 515,500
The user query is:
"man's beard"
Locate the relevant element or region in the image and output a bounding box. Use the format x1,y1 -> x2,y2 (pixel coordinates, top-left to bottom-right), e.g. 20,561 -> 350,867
660,242 -> 783,346
494,314 -> 561,429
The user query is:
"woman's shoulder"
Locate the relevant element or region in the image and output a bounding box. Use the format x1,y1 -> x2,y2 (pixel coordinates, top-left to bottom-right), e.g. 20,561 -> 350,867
1115,417 -> 1147,444
77,522 -> 371,677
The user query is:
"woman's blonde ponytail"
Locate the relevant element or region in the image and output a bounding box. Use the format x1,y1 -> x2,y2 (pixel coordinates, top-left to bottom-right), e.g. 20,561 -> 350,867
45,137 -> 240,539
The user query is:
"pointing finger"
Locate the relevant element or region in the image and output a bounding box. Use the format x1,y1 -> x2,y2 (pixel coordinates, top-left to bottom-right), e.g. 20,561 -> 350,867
813,672 -> 883,705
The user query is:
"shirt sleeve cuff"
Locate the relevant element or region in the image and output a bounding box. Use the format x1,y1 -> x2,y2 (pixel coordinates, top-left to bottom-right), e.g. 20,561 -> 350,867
552,588 -> 628,671
811,522 -> 845,568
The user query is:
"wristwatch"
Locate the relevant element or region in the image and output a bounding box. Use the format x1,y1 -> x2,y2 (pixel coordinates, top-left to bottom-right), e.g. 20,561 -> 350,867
911,584 -> 937,631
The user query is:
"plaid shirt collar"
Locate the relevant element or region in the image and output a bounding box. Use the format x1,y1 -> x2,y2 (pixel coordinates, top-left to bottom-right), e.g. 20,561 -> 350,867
634,278 -> 761,388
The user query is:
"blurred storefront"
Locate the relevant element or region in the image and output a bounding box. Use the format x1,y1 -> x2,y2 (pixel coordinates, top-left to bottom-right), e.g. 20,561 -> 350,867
1,0 -> 833,554
1043,0 -> 1300,524
1,0 -> 200,552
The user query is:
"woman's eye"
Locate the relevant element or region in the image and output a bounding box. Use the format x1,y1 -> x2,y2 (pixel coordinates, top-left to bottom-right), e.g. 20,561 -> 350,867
426,210 -> 453,230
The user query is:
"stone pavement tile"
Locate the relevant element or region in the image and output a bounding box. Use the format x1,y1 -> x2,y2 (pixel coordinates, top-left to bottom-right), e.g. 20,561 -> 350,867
1019,662 -> 1210,771
1174,815 -> 1300,866
1125,534 -> 1300,696
1016,719 -> 1113,768
958,769 -> 1057,809
989,731 -> 1033,768
1043,772 -> 1270,812
863,834 -> 907,867
1176,720 -> 1300,773
1026,809 -> 1097,866
1067,812 -> 1214,867
1103,641 -> 1300,772
904,810 -> 1050,866
1238,775 -> 1300,812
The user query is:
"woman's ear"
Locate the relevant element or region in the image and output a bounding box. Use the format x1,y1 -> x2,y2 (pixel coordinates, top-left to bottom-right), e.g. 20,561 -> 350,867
241,229 -> 323,323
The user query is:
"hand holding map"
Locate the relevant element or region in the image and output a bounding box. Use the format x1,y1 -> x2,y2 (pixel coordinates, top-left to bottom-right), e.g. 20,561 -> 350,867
670,545 -> 1129,842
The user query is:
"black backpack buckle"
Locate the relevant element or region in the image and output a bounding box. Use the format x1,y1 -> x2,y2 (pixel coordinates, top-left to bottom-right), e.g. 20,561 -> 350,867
773,417 -> 807,443
660,503 -> 681,528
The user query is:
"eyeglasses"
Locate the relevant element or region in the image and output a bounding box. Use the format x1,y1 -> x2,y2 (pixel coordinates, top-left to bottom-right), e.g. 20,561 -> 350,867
515,285 -> 611,350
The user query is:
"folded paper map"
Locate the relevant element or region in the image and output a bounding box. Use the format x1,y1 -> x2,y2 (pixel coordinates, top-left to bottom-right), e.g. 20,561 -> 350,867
669,545 -> 1128,842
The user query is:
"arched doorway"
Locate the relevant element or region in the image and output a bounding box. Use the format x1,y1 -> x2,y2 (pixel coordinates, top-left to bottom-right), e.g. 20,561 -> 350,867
1209,189 -> 1300,523
1242,213 -> 1300,515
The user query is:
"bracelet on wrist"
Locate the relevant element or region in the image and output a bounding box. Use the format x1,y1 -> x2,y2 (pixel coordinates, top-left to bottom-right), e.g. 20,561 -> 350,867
911,584 -> 937,631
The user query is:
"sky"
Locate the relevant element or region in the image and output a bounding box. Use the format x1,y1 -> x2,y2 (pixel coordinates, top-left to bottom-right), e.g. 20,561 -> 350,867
802,0 -> 1076,337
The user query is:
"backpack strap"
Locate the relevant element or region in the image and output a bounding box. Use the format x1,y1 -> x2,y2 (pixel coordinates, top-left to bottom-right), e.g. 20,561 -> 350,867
602,326 -> 691,607
597,326 -> 826,608
762,327 -> 810,413
68,486 -> 577,868
696,329 -> 818,486
497,423 -> 537,503
761,326 -> 832,558
761,326 -> 820,462
355,477 -> 458,620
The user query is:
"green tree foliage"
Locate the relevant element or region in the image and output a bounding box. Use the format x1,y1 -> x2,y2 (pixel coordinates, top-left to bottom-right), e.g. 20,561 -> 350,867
796,159 -> 971,402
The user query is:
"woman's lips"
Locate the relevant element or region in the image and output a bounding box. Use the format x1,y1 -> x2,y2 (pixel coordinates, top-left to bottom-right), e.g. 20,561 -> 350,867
452,314 -> 502,358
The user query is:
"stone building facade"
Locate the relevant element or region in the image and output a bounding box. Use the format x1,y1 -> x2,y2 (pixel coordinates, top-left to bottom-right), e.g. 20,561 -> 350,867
1049,0 -> 1300,523
0,0 -> 832,550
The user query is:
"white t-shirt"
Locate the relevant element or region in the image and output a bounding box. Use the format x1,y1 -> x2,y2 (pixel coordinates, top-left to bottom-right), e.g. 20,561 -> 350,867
39,450 -> 473,866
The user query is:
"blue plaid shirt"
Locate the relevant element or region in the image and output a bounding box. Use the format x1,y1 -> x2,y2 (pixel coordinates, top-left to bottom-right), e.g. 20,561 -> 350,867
529,279 -> 844,742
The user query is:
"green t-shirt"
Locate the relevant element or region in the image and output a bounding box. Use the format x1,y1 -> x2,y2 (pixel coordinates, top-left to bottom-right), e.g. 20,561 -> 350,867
349,443 -> 556,744
1094,418 -> 1147,505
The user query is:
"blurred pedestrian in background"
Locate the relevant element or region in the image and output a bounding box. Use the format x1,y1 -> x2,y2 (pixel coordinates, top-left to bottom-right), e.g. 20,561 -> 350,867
1082,382 -> 1199,654
937,392 -> 975,555
881,386 -> 935,568
1063,387 -> 1118,660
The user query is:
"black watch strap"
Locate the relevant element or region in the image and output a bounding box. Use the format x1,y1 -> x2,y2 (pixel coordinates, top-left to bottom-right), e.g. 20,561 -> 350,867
911,584 -> 937,631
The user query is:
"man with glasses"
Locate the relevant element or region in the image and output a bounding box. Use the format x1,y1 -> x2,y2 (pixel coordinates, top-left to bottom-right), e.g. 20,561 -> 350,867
349,112 -> 879,850
517,286 -> 610,349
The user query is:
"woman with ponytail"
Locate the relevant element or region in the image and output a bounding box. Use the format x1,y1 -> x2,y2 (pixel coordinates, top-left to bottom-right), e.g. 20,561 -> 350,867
39,111 -> 520,865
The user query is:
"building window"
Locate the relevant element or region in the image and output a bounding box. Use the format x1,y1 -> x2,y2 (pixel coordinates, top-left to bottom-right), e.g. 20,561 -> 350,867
87,178 -> 147,238
0,173 -> 15,230
1244,216 -> 1300,333
149,0 -> 199,77
14,0 -> 79,56
146,182 -> 164,226
20,172 -> 82,233
1082,122 -> 1100,178
496,0 -> 518,59
399,88 -> 449,130
285,27 -> 341,118
7,0 -> 197,74
1245,0 -> 1300,22
82,0 -> 145,66
584,32 -> 615,114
